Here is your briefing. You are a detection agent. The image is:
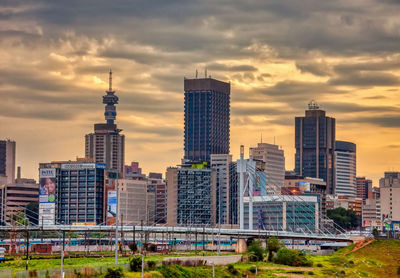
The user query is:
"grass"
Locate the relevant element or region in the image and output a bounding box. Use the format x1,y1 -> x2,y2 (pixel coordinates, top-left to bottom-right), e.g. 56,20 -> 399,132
1,240 -> 399,277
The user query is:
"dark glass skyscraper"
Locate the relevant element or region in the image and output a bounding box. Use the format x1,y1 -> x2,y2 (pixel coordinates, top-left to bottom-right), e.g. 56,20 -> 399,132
295,101 -> 336,194
183,77 -> 230,163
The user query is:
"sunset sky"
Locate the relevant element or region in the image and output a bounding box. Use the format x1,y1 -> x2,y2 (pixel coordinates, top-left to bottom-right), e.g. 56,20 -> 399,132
1,0 -> 399,185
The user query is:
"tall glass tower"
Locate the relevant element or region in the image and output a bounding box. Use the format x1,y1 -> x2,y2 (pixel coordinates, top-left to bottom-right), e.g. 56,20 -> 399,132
183,77 -> 230,164
295,101 -> 336,194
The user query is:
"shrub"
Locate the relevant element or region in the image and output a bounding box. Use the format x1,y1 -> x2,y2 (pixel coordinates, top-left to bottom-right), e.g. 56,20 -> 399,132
147,260 -> 157,269
227,264 -> 238,275
105,267 -> 123,278
247,240 -> 265,262
129,256 -> 142,272
129,242 -> 137,253
249,265 -> 257,273
273,248 -> 313,267
308,271 -> 314,275
316,263 -> 323,267
158,265 -> 191,278
267,237 -> 284,261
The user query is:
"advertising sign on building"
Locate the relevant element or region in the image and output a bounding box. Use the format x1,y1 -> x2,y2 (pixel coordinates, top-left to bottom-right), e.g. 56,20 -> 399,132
107,190 -> 117,217
39,168 -> 56,226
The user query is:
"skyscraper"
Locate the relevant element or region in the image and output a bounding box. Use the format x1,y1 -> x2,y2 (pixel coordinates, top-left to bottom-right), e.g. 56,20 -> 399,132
0,139 -> 16,185
85,70 -> 125,174
295,101 -> 336,194
335,141 -> 356,197
356,177 -> 372,201
183,77 -> 230,164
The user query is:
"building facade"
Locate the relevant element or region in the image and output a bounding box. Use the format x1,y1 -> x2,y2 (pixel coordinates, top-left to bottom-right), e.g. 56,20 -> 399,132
335,141 -> 356,197
166,165 -> 216,227
39,161 -> 106,225
183,78 -> 230,163
250,142 -> 285,193
0,178 -> 39,224
85,71 -> 125,174
379,172 -> 400,223
0,139 -> 16,185
147,173 -> 166,225
210,154 -> 232,225
356,177 -> 372,201
295,101 -> 336,194
244,195 -> 320,232
362,198 -> 381,230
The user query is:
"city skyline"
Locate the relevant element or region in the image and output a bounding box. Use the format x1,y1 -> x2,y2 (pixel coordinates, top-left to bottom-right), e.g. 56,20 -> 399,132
1,1 -> 400,184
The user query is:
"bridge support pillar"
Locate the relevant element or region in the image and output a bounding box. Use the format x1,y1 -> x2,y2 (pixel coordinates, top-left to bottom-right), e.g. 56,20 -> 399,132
235,238 -> 247,253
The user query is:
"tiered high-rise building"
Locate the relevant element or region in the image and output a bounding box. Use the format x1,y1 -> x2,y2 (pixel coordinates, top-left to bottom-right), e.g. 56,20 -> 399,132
183,77 -> 230,164
85,70 -> 125,175
295,101 -> 336,194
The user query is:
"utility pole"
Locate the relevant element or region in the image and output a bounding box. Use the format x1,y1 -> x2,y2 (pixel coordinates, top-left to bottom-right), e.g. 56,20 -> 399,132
115,177 -> 119,265
61,231 -> 65,278
25,227 -> 29,271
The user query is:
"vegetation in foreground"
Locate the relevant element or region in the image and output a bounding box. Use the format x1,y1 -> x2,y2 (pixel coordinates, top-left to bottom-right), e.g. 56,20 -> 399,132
0,239 -> 398,277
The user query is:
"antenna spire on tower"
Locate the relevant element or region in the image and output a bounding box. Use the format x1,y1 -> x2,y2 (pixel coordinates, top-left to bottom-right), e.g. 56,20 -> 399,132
109,68 -> 113,92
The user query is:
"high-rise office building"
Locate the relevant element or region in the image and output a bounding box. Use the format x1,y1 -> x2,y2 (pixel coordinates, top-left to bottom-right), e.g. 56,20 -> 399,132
0,139 -> 16,185
39,160 -> 106,225
250,142 -> 285,193
334,141 -> 356,197
210,154 -> 232,225
295,101 -> 336,194
85,70 -> 125,174
166,164 -> 216,227
356,177 -> 372,201
183,77 -> 230,163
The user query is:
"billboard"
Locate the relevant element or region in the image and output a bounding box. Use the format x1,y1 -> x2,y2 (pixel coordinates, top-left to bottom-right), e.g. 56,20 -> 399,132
298,181 -> 311,192
107,190 -> 117,217
39,168 -> 56,226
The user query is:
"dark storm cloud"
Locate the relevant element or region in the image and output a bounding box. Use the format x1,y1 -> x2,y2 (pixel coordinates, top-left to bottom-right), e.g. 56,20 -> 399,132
207,63 -> 258,72
343,115 -> 400,128
323,102 -> 400,113
329,72 -> 400,87
296,62 -> 331,77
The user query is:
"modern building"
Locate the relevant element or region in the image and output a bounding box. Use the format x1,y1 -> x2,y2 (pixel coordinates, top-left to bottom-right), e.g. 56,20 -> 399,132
210,154 -> 232,225
362,198 -> 381,230
334,141 -> 356,197
379,172 -> 400,223
118,177 -> 150,225
229,162 -> 239,226
0,139 -> 16,185
85,70 -> 125,175
124,162 -> 142,177
250,142 -> 285,193
0,178 -> 39,224
166,164 -> 216,227
356,177 -> 372,201
244,195 -> 320,232
183,77 -> 230,163
326,195 -> 362,217
147,173 -> 166,225
39,160 -> 106,225
295,101 -> 336,194
284,173 -> 327,215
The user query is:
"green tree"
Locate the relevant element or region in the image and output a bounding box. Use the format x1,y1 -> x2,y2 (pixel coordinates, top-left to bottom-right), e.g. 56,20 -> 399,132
327,207 -> 359,230
247,240 -> 265,261
26,202 -> 39,226
372,228 -> 379,238
266,237 -> 284,261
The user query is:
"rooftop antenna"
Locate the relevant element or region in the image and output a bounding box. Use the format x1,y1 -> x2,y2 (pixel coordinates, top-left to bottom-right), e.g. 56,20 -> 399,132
205,67 -> 207,78
108,68 -> 113,91
261,133 -> 263,143
195,69 -> 198,79
308,100 -> 319,110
